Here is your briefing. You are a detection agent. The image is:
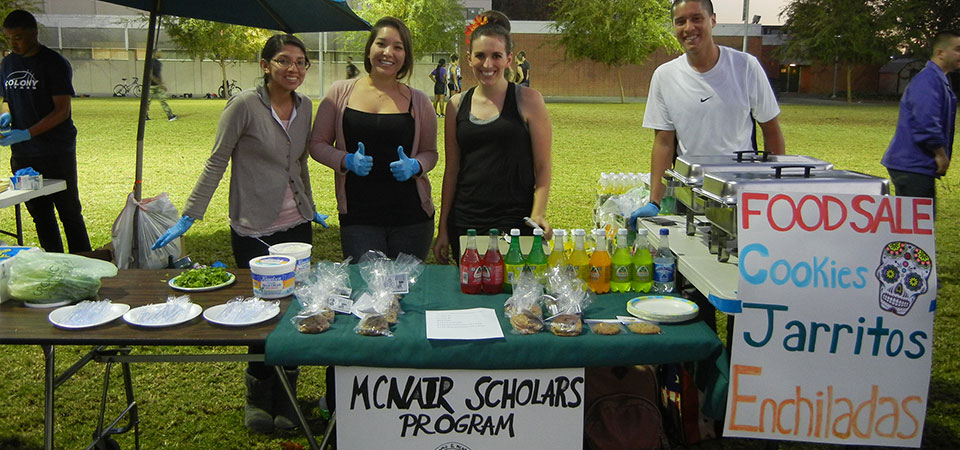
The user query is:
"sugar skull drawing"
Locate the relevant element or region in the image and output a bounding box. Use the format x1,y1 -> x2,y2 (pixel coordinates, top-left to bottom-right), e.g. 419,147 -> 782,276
875,241 -> 933,316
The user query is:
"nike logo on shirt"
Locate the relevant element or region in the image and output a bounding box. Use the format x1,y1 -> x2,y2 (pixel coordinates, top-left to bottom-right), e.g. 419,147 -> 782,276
700,96 -> 712,102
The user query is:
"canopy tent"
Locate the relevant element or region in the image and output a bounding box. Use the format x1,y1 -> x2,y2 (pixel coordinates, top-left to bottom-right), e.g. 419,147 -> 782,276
98,1 -> 368,293
100,0 -> 370,202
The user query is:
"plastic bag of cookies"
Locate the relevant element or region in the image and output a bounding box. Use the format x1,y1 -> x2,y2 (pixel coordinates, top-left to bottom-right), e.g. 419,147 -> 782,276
504,273 -> 544,335
587,320 -> 627,335
541,266 -> 595,337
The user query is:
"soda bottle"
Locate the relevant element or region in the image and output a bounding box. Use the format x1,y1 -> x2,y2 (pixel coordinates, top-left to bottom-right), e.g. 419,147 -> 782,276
526,228 -> 548,281
632,229 -> 653,293
568,229 -> 590,282
460,229 -> 482,294
547,229 -> 568,269
610,228 -> 633,293
503,228 -> 525,293
588,229 -> 611,293
652,228 -> 676,293
481,228 -> 504,294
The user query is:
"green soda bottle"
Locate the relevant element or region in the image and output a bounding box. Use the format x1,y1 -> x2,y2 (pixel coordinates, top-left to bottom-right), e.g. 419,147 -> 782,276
631,228 -> 654,293
525,228 -> 548,282
503,228 -> 525,293
610,228 -> 633,293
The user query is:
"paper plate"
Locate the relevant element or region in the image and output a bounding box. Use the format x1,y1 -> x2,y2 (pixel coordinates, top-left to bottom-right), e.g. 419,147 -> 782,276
23,299 -> 73,308
123,303 -> 203,328
168,272 -> 236,292
203,302 -> 280,327
626,296 -> 699,323
48,303 -> 130,329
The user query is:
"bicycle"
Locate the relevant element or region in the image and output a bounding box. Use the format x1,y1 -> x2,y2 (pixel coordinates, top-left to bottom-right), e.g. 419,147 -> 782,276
113,77 -> 142,97
218,79 -> 242,98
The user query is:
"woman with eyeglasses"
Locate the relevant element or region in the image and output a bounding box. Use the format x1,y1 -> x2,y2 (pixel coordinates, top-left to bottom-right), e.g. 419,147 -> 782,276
310,17 -> 438,262
152,34 -> 326,434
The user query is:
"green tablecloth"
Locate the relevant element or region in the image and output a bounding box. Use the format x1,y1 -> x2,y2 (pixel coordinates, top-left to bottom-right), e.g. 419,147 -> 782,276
265,265 -> 729,417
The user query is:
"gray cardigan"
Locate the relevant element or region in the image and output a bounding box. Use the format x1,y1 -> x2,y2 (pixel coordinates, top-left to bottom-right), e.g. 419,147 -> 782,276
183,85 -> 315,231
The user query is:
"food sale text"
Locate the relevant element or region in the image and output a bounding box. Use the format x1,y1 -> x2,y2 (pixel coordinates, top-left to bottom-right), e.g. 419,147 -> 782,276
724,192 -> 936,447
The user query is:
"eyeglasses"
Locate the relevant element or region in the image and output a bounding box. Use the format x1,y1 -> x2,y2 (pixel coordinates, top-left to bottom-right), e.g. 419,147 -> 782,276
272,58 -> 311,70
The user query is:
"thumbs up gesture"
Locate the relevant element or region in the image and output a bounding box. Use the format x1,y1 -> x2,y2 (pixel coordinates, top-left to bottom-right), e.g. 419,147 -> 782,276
389,146 -> 420,182
344,142 -> 373,176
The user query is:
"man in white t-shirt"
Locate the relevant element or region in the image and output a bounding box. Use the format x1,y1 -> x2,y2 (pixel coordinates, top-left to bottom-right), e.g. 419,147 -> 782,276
631,0 -> 785,222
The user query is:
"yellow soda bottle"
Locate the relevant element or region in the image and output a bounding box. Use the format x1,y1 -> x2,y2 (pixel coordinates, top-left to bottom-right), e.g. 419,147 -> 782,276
547,229 -> 568,268
568,229 -> 590,282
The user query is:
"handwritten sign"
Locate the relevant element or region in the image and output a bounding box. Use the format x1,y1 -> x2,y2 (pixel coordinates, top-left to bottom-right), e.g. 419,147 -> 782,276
337,366 -> 584,449
723,192 -> 936,447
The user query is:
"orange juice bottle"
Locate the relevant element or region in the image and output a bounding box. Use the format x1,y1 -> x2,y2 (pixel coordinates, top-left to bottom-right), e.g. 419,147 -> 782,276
588,229 -> 611,293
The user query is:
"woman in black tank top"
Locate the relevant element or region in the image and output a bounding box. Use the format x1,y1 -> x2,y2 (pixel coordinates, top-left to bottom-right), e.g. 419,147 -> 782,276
433,10 -> 553,264
309,18 -> 438,262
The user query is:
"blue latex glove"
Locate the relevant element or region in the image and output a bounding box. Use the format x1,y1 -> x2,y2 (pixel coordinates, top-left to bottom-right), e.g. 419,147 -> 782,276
628,202 -> 660,231
344,142 -> 373,176
313,211 -> 329,228
152,216 -> 195,249
0,112 -> 10,131
0,129 -> 30,146
389,146 -> 420,182
212,261 -> 227,268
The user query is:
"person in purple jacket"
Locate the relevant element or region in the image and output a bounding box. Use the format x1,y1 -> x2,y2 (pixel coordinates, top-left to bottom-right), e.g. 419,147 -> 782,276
881,30 -> 959,211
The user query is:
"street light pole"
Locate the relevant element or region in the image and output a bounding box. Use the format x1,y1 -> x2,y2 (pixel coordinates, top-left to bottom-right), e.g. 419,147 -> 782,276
742,0 -> 750,52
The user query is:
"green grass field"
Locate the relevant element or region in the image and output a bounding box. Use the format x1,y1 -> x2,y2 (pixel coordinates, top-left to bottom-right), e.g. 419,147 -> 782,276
0,97 -> 957,449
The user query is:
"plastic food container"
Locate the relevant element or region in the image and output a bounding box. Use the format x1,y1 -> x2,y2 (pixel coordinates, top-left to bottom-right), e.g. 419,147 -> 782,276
249,255 -> 295,298
268,242 -> 311,282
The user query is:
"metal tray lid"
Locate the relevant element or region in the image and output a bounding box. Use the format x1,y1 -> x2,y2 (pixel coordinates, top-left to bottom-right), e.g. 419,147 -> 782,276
698,167 -> 890,205
671,151 -> 834,186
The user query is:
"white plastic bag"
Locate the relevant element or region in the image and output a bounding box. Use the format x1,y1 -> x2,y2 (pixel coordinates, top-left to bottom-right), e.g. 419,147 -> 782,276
111,192 -> 182,269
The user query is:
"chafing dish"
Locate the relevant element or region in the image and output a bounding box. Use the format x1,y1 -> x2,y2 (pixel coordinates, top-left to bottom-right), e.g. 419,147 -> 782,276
665,151 -> 834,235
693,166 -> 890,261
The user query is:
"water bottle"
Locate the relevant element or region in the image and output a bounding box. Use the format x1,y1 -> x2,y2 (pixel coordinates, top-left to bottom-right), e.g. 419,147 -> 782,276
652,228 -> 676,293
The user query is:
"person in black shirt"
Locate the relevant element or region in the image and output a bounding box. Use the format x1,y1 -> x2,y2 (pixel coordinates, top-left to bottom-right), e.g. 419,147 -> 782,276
433,11 -> 553,263
0,10 -> 90,253
147,54 -> 177,121
516,50 -> 530,87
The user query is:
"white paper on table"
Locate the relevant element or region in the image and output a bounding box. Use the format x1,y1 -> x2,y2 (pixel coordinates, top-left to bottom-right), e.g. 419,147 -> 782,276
425,308 -> 504,340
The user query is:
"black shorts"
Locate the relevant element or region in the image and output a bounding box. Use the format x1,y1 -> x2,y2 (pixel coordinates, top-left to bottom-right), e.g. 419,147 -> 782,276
434,83 -> 446,96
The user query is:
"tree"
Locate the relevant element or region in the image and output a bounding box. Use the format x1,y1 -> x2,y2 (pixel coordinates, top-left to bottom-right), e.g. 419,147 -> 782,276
883,0 -> 960,59
0,0 -> 40,53
550,0 -> 679,103
163,17 -> 273,98
778,0 -> 895,103
341,0 -> 464,58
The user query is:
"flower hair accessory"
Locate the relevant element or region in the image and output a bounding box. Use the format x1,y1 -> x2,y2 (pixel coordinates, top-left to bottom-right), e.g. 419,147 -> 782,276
464,14 -> 487,45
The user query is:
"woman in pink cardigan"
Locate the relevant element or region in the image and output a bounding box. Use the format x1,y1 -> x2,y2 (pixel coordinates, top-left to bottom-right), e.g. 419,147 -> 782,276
310,17 -> 437,261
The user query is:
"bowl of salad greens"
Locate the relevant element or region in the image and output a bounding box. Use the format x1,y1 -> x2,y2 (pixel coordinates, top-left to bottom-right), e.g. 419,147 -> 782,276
168,267 -> 236,292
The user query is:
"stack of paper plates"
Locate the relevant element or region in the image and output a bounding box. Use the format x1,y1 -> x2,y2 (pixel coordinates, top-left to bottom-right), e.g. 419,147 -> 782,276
626,295 -> 699,323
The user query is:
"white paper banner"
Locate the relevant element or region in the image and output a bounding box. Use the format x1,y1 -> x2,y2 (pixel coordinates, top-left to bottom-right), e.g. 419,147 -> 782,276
336,366 -> 584,450
724,192 -> 936,448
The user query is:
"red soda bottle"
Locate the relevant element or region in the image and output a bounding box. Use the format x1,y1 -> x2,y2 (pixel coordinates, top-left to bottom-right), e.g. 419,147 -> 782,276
460,229 -> 482,294
481,228 -> 504,294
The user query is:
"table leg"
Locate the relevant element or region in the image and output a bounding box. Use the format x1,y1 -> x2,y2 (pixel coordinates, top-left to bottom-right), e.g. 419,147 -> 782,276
274,366 -> 319,450
42,344 -> 54,450
15,203 -> 23,245
318,410 -> 336,450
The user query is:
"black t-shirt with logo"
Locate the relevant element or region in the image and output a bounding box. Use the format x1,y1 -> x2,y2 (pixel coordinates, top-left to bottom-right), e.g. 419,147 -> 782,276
0,45 -> 77,158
